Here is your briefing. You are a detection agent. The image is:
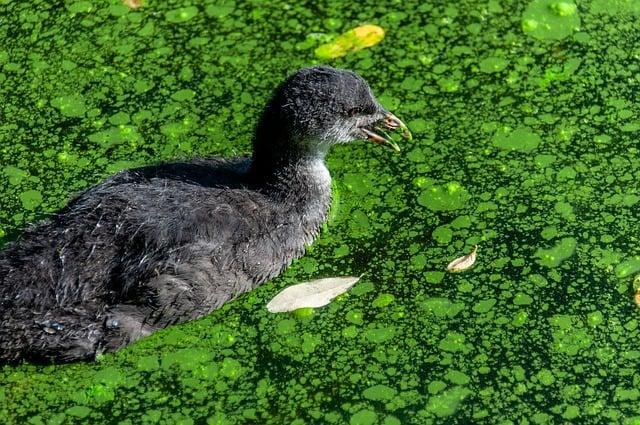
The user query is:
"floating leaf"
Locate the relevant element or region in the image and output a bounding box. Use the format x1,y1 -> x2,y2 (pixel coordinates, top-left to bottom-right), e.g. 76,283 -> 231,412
266,276 -> 360,313
635,278 -> 640,308
122,0 -> 143,9
446,245 -> 478,272
315,25 -> 384,59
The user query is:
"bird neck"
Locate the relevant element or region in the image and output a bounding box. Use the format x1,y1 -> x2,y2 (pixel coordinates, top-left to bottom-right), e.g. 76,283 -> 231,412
249,102 -> 332,226
251,155 -> 330,196
249,99 -> 331,178
250,154 -> 332,221
250,145 -> 327,180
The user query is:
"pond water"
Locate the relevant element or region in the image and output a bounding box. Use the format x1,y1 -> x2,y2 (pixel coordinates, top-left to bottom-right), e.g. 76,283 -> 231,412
1,0 -> 640,423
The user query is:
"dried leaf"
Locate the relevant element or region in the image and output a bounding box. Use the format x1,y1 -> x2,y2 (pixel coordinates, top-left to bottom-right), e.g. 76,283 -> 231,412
122,0 -> 144,9
315,25 -> 385,60
635,290 -> 640,308
446,245 -> 478,272
266,276 -> 360,313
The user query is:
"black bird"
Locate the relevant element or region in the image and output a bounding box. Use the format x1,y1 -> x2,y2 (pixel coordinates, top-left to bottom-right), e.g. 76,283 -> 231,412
0,66 -> 410,364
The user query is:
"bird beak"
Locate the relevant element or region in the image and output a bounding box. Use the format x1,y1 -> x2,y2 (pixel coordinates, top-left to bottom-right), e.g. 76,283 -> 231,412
360,112 -> 412,152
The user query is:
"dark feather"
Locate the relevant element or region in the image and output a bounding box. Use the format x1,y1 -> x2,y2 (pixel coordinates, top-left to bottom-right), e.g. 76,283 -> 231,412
0,66 -> 385,364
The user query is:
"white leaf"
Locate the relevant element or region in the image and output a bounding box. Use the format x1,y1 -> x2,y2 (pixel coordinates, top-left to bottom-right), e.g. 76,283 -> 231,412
446,245 -> 478,272
266,276 -> 361,313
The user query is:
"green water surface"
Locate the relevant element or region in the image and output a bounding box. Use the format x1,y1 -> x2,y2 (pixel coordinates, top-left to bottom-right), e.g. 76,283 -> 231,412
1,0 -> 640,424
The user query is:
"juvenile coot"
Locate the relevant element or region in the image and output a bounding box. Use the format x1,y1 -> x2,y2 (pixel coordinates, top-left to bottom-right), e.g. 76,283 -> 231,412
0,66 -> 410,364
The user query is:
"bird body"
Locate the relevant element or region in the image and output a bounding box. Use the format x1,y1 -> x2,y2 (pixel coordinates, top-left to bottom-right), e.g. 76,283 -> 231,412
0,66 -> 409,363
1,156 -> 331,362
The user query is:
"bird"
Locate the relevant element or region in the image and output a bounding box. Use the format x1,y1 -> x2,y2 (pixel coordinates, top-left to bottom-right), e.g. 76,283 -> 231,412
0,66 -> 411,364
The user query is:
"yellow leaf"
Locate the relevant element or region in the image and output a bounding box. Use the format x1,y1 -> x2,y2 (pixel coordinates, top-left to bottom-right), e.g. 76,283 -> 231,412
122,0 -> 144,9
315,24 -> 385,60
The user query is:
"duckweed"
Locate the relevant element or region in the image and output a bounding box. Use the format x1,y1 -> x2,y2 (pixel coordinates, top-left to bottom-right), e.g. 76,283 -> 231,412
417,181 -> 470,211
2,0 -> 640,423
522,0 -> 581,40
534,237 -> 577,267
492,126 -> 541,152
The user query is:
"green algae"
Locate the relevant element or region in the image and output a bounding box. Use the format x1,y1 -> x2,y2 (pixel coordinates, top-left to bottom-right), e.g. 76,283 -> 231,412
590,0 -> 640,15
615,257 -> 640,278
513,292 -> 534,305
522,0 -> 580,40
549,315 -> 592,356
65,405 -> 91,418
371,293 -> 394,308
424,271 -> 445,284
350,409 -> 377,425
417,181 -> 470,211
492,126 -> 541,152
171,89 -> 196,102
420,298 -> 464,319
431,225 -> 453,244
50,95 -> 87,118
165,6 -> 199,23
479,57 -> 509,74
438,332 -> 468,353
205,2 -> 236,19
1,0 -> 640,423
363,325 -> 396,343
3,166 -> 29,185
19,190 -> 43,211
425,387 -> 471,417
445,370 -> 470,386
534,237 -> 577,267
362,384 -> 397,401
472,298 -> 496,313
67,1 -> 94,13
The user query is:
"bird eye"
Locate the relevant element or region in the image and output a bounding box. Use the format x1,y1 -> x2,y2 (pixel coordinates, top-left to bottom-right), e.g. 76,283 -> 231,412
346,107 -> 363,117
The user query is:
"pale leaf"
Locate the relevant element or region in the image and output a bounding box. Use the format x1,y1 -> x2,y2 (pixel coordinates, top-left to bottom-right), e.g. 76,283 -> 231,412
446,245 -> 478,272
267,276 -> 360,313
122,0 -> 144,8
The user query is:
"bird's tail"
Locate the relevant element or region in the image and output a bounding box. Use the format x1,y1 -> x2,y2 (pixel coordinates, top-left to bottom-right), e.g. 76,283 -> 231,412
0,308 -> 104,364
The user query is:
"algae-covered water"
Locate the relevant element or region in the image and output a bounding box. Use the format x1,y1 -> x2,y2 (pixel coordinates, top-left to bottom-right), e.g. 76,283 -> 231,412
1,0 -> 640,423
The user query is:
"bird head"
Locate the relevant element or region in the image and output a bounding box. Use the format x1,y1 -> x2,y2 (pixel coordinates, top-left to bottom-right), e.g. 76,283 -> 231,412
253,66 -> 411,165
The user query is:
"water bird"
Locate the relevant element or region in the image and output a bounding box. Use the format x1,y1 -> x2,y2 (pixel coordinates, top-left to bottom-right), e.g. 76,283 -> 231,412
0,66 -> 410,364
